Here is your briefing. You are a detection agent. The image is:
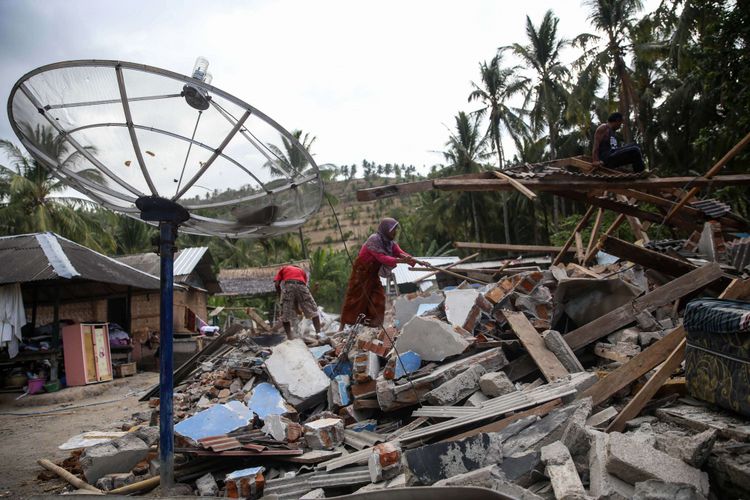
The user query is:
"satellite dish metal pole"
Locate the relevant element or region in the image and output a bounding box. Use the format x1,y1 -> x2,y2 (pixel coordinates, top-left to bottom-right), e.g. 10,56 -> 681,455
8,58 -> 324,493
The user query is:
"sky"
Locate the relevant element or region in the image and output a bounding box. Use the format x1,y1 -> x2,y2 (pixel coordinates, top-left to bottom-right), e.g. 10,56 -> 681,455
0,0 -> 659,173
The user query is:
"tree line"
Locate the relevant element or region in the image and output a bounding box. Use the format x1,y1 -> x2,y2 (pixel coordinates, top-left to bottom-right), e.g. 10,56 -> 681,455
1,0 -> 748,311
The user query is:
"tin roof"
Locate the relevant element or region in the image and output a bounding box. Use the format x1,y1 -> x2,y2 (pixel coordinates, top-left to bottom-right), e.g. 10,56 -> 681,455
217,261 -> 311,297
116,246 -> 220,293
0,232 -> 162,303
383,257 -> 460,286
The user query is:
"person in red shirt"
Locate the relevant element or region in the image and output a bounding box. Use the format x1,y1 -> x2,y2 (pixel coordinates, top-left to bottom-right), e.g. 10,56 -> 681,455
274,265 -> 322,339
339,217 -> 416,328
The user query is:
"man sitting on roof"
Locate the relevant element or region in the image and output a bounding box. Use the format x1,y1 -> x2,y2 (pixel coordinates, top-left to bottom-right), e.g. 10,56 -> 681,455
592,112 -> 646,173
274,264 -> 322,340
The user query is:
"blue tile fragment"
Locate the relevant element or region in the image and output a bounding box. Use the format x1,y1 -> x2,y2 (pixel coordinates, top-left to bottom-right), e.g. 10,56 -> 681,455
175,400 -> 253,442
416,303 -> 441,316
324,359 -> 352,379
332,375 -> 351,406
393,350 -> 421,379
309,345 -> 333,359
246,382 -> 290,420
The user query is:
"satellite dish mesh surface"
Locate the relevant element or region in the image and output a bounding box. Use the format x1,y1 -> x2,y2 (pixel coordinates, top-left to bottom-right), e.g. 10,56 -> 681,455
7,60 -> 323,238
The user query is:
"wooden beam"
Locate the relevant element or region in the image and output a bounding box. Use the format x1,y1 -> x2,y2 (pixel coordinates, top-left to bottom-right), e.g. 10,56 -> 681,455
551,205 -> 596,266
583,214 -> 626,264
504,263 -> 725,381
431,174 -> 750,193
492,170 -> 537,199
413,252 -> 479,284
574,232 -> 585,263
606,339 -> 687,433
585,208 -> 605,259
578,277 -> 750,406
665,130 -> 750,222
503,310 -> 569,382
454,242 -> 569,253
441,398 -> 562,443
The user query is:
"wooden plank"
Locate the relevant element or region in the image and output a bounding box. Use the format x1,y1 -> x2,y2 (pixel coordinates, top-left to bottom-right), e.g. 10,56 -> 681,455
441,398 -> 562,443
246,307 -> 271,331
665,130 -> 750,222
431,174 -> 750,193
414,253 -> 479,283
503,310 -> 569,382
606,339 -> 686,433
578,277 -> 750,406
492,170 -> 537,199
505,263 -> 725,382
574,232 -> 585,264
356,179 -> 435,201
585,209 -> 605,258
454,242 -> 569,253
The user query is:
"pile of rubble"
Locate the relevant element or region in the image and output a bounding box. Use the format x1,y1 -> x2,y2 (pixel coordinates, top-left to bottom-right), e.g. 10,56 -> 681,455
41,257 -> 750,499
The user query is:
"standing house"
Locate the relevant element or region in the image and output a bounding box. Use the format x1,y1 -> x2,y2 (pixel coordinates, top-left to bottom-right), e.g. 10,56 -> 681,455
0,233 -> 162,368
116,247 -> 221,335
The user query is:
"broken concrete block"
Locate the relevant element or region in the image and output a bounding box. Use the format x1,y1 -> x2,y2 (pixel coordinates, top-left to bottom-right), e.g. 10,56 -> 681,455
589,430 -> 635,500
300,488 -> 326,499
262,414 -> 303,442
627,423 -> 657,447
606,432 -> 709,496
655,429 -> 717,468
503,400 -> 588,459
395,316 -> 470,362
265,339 -> 331,409
540,441 -> 587,500
595,341 -> 641,363
133,425 -> 159,447
433,465 -> 544,499
560,397 -> 593,472
110,472 -> 136,489
445,289 -> 480,328
393,292 -> 444,327
368,442 -> 402,482
383,350 -> 421,380
632,479 -> 706,500
229,377 -> 243,394
586,407 -> 618,428
404,416 -> 540,485
464,390 -> 489,407
352,350 -> 380,384
328,375 -> 351,409
543,329 -> 585,373
94,475 -> 113,491
80,433 -> 149,483
304,418 -> 345,450
639,330 -> 665,347
196,472 -> 219,497
479,371 -> 516,398
424,364 -> 486,406
608,327 -> 641,345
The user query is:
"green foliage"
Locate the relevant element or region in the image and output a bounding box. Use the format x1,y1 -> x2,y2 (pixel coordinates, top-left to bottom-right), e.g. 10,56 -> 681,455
308,247 -> 352,311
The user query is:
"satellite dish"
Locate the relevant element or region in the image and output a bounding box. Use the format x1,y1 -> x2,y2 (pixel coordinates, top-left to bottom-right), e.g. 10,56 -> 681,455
7,58 -> 325,491
7,58 -> 323,238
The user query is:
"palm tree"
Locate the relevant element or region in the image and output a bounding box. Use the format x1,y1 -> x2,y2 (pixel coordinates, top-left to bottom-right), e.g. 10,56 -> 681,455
579,0 -> 645,141
0,126 -> 113,251
506,10 -> 570,161
265,130 -> 316,177
441,112 -> 492,242
468,54 -> 527,244
468,54 -> 528,168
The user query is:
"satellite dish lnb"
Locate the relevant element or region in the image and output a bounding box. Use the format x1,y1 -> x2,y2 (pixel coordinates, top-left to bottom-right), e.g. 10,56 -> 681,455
7,58 -> 324,238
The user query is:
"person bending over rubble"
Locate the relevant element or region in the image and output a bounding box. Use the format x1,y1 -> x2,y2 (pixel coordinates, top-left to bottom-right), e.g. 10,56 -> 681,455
274,264 -> 322,340
592,112 -> 646,173
339,217 -> 416,329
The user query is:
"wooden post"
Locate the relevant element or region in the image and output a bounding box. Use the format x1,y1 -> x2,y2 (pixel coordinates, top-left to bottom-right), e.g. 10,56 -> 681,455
37,459 -> 104,494
551,206 -> 596,266
414,252 -> 479,284
582,214 -> 626,264
584,208 -> 605,260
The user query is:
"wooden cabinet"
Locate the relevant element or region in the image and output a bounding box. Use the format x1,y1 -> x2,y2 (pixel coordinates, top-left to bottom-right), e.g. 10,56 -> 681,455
62,323 -> 113,386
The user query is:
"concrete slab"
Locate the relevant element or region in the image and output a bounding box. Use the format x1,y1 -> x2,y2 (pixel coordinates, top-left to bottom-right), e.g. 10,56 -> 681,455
445,289 -> 480,328
395,316 -> 470,362
265,339 -> 330,409
424,364 -> 486,406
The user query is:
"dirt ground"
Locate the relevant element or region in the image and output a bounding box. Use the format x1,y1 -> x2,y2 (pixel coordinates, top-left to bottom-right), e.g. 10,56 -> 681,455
0,372 -> 159,499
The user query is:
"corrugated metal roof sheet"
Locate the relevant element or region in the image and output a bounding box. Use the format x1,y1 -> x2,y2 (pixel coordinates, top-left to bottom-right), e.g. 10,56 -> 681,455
217,261 -> 310,297
174,247 -> 209,277
382,256 -> 460,286
0,232 -> 160,290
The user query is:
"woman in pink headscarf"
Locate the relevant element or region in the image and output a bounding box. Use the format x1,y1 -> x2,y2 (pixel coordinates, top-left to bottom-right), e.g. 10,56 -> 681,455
340,218 -> 416,328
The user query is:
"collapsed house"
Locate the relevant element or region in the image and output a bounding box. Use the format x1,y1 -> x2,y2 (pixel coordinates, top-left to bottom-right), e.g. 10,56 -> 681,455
38,153 -> 750,499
